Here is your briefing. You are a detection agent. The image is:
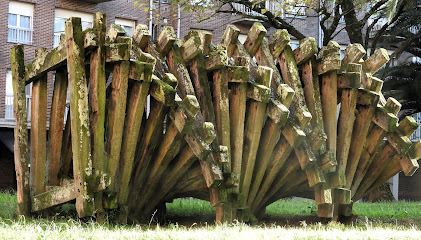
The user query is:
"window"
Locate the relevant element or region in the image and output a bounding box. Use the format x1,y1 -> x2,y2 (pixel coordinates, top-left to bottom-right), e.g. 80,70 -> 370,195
5,70 -> 32,120
8,1 -> 34,44
54,9 -> 93,47
115,18 -> 136,37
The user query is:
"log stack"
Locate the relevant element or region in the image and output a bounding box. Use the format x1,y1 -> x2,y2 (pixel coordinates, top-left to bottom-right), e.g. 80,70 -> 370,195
11,12 -> 420,223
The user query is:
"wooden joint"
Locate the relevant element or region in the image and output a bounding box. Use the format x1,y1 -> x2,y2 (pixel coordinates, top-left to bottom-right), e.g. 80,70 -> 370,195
386,131 -> 412,155
247,82 -> 271,103
107,24 -> 127,43
266,99 -> 289,125
398,116 -> 419,137
244,22 -> 267,56
157,26 -> 177,56
341,43 -> 366,65
373,106 -> 399,132
201,122 -> 216,144
293,37 -> 318,65
206,49 -> 228,71
282,121 -> 306,147
128,60 -> 153,82
106,43 -> 129,62
227,66 -> 249,83
269,29 -> 290,58
276,83 -> 295,108
337,72 -> 361,89
357,88 -> 380,106
150,75 -> 176,106
363,48 -> 389,74
133,24 -> 151,49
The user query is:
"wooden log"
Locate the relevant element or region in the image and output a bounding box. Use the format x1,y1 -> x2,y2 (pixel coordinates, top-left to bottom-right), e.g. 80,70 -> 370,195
269,29 -> 289,59
65,17 -> 94,217
105,61 -> 129,193
240,66 -> 271,200
117,76 -> 151,206
279,45 -> 312,127
247,99 -> 289,205
47,69 -> 68,186
31,75 -> 47,196
10,45 -> 31,216
244,22 -> 267,57
133,24 -> 151,50
31,180 -> 76,212
89,12 -> 107,221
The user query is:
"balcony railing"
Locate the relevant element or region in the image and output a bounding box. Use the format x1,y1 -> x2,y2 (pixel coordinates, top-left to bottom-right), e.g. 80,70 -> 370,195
5,94 -> 31,121
410,112 -> 421,142
53,32 -> 63,48
8,26 -> 33,45
232,1 -> 280,18
5,94 -> 69,124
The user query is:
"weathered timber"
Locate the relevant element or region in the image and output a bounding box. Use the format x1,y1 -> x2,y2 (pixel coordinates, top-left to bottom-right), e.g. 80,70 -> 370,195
157,26 -> 177,56
269,29 -> 290,59
350,98 -> 401,196
255,38 -> 283,87
362,48 -> 389,75
149,75 -> 176,106
89,12 -> 107,221
47,69 -> 68,186
293,37 -> 318,65
10,45 -> 31,216
105,43 -> 129,62
31,75 -> 47,196
129,61 -> 154,82
107,24 -> 127,42
206,49 -> 228,71
117,74 -> 151,206
244,22 -> 267,57
127,98 -> 167,211
221,24 -> 240,57
133,24 -> 151,50
279,45 -> 312,127
32,181 -> 76,212
65,17 -> 94,217
247,99 -> 289,206
240,66 -> 272,201
301,58 -> 327,153
106,61 -> 129,193
60,111 -> 72,177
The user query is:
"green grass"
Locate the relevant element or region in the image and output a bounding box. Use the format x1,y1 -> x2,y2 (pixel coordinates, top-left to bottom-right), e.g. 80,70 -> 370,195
0,192 -> 421,239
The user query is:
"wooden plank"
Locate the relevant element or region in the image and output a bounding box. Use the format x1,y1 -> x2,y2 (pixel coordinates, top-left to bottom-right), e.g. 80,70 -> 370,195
255,38 -> 282,87
47,69 -> 68,186
31,181 -> 76,212
10,45 -> 31,216
105,61 -> 129,193
240,66 -> 271,201
117,78 -> 151,206
31,75 -> 47,196
65,17 -> 94,217
89,12 -> 107,221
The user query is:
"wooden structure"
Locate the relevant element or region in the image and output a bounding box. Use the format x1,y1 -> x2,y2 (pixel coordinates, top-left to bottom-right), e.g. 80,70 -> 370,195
11,13 -> 420,223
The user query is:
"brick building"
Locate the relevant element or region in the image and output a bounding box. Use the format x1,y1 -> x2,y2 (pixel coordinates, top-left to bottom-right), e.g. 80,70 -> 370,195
0,0 -> 419,201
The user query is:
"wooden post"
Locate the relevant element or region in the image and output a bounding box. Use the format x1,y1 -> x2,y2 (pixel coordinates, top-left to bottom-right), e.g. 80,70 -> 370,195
31,74 -> 47,196
89,12 -> 107,221
47,69 -> 68,186
65,17 -> 94,217
10,45 -> 31,216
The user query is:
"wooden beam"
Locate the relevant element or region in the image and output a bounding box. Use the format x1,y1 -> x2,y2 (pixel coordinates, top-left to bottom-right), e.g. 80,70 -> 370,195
65,17 -> 94,217
47,69 -> 68,186
31,75 -> 47,196
10,45 -> 31,216
31,181 -> 76,212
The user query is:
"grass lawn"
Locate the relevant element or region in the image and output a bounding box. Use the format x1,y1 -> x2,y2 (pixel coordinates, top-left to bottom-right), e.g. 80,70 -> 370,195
0,191 -> 420,239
